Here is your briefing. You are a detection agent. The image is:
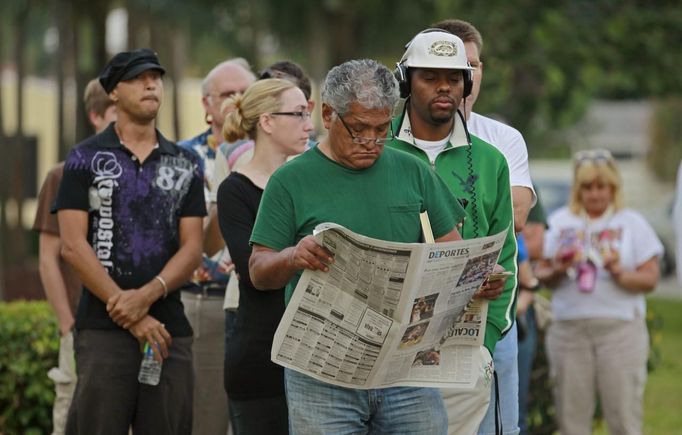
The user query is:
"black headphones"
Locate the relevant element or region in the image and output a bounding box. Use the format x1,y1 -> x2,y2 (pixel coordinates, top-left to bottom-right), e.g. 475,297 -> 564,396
394,28 -> 473,99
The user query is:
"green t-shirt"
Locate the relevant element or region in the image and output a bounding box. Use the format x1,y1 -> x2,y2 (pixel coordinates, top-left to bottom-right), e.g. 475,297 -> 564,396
250,146 -> 465,303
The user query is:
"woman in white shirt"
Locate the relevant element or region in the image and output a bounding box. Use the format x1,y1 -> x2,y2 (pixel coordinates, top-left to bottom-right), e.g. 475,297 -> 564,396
539,149 -> 661,435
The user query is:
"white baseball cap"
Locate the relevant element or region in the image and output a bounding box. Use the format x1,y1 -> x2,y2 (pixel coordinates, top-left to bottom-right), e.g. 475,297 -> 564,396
399,29 -> 474,71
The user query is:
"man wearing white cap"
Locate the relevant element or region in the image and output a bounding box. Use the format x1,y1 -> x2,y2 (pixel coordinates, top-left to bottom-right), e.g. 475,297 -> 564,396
386,29 -> 518,435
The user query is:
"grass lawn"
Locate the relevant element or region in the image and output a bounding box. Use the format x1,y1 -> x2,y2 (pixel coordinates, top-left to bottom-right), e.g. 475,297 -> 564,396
593,297 -> 682,434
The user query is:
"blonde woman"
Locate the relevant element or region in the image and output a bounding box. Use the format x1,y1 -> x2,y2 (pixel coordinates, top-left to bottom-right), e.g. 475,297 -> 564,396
540,149 -> 661,435
217,78 -> 314,435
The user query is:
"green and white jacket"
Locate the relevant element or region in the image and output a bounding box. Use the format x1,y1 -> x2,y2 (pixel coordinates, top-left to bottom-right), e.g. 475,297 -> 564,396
386,106 -> 518,354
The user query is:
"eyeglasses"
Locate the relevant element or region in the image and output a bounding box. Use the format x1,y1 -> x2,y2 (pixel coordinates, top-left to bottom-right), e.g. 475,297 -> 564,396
269,111 -> 313,121
335,112 -> 394,145
574,149 -> 616,168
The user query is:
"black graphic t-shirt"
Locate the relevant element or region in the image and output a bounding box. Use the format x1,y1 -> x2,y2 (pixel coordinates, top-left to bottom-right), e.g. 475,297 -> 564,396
54,123 -> 206,337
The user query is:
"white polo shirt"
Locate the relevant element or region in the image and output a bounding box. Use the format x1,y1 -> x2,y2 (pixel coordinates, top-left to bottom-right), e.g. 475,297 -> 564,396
467,112 -> 536,204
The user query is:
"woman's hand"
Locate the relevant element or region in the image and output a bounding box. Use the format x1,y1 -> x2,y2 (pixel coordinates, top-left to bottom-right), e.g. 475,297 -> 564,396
552,253 -> 573,276
604,256 -> 623,282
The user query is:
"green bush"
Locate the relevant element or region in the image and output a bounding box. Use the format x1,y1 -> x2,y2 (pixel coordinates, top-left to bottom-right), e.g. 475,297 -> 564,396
0,301 -> 58,435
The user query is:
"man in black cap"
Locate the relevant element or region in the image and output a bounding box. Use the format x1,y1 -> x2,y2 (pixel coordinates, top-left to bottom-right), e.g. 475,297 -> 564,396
55,48 -> 206,434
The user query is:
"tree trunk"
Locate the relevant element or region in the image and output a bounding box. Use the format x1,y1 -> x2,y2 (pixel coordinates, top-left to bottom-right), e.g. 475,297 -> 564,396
0,38 -> 4,141
307,6 -> 331,83
128,0 -> 151,49
56,0 -> 69,159
75,3 -> 109,141
73,25 -> 89,142
9,4 -> 29,263
0,34 -> 5,299
92,2 -> 109,70
170,31 -> 187,141
331,11 -> 357,66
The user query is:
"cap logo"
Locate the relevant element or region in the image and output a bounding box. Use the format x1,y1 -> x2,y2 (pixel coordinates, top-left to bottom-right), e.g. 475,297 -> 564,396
429,41 -> 458,57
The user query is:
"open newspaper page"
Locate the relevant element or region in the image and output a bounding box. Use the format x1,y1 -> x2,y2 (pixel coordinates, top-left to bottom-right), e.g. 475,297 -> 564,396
271,223 -> 507,389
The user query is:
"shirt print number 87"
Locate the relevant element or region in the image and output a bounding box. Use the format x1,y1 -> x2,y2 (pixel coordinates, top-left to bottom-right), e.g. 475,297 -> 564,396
156,165 -> 191,191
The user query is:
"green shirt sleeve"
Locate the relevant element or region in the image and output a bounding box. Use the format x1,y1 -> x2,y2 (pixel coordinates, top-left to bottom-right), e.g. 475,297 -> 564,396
483,160 -> 518,354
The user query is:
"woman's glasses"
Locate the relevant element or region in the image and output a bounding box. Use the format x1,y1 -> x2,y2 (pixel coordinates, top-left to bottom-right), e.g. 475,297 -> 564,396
269,111 -> 312,121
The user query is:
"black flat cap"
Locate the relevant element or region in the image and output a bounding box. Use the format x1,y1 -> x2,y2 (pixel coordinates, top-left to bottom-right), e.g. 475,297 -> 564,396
99,48 -> 166,93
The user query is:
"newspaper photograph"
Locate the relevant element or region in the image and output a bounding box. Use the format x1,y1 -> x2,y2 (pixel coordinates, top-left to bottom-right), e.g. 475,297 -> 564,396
271,223 -> 508,389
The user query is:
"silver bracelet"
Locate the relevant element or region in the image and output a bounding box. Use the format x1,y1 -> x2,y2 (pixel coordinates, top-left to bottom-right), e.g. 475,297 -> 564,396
154,275 -> 169,299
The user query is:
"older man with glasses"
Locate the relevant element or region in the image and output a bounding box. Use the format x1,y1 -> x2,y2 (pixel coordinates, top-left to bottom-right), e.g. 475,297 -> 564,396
178,57 -> 256,435
247,59 -> 465,435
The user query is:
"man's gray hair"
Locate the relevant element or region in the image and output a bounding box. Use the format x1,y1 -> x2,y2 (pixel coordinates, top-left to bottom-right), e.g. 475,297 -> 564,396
321,59 -> 399,115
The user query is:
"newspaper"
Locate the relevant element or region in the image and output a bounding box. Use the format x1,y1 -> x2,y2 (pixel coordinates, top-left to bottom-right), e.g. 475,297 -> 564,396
271,222 -> 508,389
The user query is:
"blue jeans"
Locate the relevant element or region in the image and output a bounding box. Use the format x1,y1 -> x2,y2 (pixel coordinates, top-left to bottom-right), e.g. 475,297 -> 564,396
284,368 -> 447,435
517,307 -> 537,435
477,323 -> 520,435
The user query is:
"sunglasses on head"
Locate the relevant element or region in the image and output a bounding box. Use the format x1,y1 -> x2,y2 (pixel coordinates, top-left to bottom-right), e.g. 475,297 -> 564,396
574,149 -> 615,167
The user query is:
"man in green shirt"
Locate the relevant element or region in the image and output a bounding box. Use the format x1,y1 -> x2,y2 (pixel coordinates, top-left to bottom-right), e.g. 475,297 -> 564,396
249,59 -> 469,434
386,29 -> 517,435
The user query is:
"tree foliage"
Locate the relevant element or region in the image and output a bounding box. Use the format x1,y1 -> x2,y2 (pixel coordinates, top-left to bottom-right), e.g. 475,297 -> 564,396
1,0 -> 681,154
178,0 -> 682,152
5,1 -> 679,124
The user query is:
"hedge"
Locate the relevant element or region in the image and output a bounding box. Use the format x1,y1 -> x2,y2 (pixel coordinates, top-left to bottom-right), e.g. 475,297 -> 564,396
0,301 -> 58,435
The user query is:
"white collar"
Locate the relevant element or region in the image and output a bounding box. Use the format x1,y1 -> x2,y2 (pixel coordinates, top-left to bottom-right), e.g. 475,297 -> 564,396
396,106 -> 470,149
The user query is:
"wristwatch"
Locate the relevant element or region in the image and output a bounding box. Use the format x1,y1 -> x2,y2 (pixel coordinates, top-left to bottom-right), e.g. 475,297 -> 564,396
521,278 -> 541,292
